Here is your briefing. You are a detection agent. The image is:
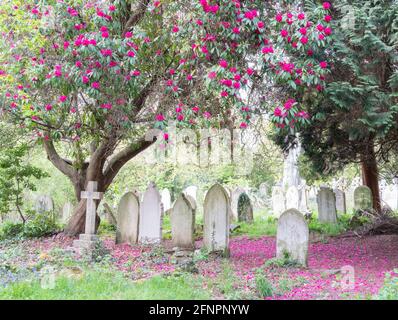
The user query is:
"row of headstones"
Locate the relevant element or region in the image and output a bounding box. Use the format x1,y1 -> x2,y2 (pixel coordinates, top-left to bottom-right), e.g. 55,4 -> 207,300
70,180 -> 312,266
116,183 -> 231,252
272,185 -> 374,222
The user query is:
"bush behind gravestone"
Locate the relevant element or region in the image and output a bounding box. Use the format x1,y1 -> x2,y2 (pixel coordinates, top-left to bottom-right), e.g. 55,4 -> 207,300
0,212 -> 59,240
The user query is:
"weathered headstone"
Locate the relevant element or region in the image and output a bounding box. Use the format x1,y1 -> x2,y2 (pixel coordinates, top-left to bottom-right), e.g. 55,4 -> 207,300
272,186 -> 286,218
346,177 -> 361,211
317,187 -> 337,223
116,192 -> 140,245
354,186 -> 373,211
203,184 -> 230,254
298,183 -> 310,213
231,187 -> 245,220
139,182 -> 163,244
185,194 -> 197,211
73,181 -> 104,252
286,186 -> 299,210
184,186 -> 198,201
62,202 -> 74,224
161,188 -> 172,212
382,184 -> 398,210
237,192 -> 253,223
334,189 -> 346,214
259,183 -> 268,198
276,209 -> 309,267
35,195 -> 54,213
171,194 -> 195,250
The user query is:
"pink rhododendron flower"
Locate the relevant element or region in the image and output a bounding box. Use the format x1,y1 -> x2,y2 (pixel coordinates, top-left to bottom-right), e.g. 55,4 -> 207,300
274,107 -> 282,117
219,60 -> 228,68
156,114 -> 165,121
323,2 -> 331,10
91,82 -> 100,89
320,61 -> 328,69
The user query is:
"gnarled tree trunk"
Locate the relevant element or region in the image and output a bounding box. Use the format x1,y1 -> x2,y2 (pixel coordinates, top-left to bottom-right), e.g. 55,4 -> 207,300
44,136 -> 154,237
360,143 -> 381,213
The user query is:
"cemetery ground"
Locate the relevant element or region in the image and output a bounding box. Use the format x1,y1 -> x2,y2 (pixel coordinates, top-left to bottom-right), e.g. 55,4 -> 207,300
1,211 -> 398,300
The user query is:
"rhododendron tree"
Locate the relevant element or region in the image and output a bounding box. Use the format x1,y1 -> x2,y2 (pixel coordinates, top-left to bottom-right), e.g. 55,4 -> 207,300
0,0 -> 334,235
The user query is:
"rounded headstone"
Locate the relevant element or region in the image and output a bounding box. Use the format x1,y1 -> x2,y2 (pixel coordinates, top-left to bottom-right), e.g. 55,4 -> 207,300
116,192 -> 140,245
237,192 -> 253,223
272,186 -> 286,218
354,186 -> 373,211
203,184 -> 230,254
317,187 -> 337,223
171,194 -> 195,250
139,183 -> 162,244
277,209 -> 309,266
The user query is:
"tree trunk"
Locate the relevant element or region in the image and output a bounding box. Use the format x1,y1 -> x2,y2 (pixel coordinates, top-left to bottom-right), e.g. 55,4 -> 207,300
43,136 -> 154,237
360,144 -> 381,213
64,198 -> 101,236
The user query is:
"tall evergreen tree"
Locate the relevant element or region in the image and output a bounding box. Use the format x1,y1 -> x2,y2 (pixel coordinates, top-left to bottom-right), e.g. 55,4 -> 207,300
297,0 -> 398,212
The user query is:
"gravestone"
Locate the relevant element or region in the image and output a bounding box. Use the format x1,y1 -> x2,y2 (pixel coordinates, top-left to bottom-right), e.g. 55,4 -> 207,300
184,186 -> 198,201
272,186 -> 286,218
185,194 -> 197,211
276,209 -> 309,267
317,187 -> 337,223
231,187 -> 245,220
354,186 -> 373,211
382,184 -> 398,210
237,192 -> 253,223
334,189 -> 346,214
116,192 -> 140,245
298,183 -> 310,213
346,177 -> 361,211
203,184 -> 230,254
73,181 -> 104,252
62,202 -> 74,224
35,195 -> 54,213
161,188 -> 172,212
139,182 -> 163,244
286,186 -> 299,210
259,183 -> 268,198
171,194 -> 195,250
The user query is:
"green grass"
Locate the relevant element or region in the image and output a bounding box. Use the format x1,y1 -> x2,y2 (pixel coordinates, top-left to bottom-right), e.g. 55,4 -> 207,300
0,269 -> 211,300
308,216 -> 349,236
232,216 -> 277,238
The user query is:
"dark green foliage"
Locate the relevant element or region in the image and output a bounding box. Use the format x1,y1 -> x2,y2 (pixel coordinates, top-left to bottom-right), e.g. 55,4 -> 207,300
0,213 -> 59,240
295,1 -> 398,176
0,222 -> 24,240
22,214 -> 59,238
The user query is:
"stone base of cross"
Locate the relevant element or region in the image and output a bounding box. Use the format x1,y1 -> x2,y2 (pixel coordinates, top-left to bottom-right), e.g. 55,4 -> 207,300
73,181 -> 104,255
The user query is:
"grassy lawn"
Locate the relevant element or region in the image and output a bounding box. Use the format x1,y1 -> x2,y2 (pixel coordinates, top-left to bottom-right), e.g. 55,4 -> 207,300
0,269 -> 211,300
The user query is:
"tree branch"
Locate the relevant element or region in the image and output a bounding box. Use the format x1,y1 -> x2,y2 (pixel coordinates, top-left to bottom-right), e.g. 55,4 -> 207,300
103,137 -> 154,189
43,139 -> 76,180
123,0 -> 151,34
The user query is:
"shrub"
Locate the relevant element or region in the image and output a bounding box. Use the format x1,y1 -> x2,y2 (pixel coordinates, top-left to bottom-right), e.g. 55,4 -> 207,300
264,251 -> 301,269
23,213 -> 59,238
0,212 -> 59,240
0,222 -> 24,240
255,269 -> 274,298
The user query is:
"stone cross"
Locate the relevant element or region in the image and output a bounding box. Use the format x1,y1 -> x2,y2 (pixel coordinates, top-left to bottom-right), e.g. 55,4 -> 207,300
81,181 -> 103,235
